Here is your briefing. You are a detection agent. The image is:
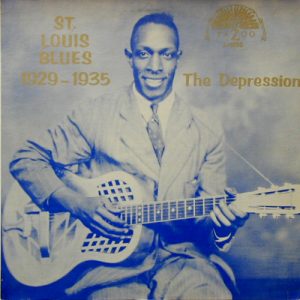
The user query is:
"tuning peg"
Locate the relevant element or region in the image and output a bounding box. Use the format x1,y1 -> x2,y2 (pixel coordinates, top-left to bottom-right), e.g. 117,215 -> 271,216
259,213 -> 267,218
285,214 -> 295,219
272,214 -> 280,219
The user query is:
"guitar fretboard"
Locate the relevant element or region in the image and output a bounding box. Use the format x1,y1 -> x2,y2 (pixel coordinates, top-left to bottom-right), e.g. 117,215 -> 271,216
120,195 -> 236,225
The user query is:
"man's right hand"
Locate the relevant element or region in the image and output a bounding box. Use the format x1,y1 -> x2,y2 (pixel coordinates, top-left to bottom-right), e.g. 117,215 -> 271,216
49,186 -> 131,239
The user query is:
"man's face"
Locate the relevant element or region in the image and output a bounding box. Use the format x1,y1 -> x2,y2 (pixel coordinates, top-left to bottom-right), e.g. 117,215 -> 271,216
127,23 -> 181,102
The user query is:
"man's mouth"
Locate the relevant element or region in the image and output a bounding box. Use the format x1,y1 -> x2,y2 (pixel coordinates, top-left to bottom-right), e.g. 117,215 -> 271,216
143,77 -> 166,88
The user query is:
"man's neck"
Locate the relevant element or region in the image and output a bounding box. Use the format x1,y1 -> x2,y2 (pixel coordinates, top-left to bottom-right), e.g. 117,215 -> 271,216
133,85 -> 174,105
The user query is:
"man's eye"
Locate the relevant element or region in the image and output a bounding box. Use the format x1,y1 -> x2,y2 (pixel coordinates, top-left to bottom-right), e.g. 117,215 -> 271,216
137,51 -> 149,59
162,52 -> 175,60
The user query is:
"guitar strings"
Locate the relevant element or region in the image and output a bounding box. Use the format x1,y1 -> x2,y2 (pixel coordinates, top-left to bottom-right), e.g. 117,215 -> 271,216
120,198 -> 236,224
117,186 -> 294,213
118,192 -> 294,224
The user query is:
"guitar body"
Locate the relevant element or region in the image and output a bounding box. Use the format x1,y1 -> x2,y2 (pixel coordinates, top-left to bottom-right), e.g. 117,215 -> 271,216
3,171 -> 144,287
3,169 -> 300,287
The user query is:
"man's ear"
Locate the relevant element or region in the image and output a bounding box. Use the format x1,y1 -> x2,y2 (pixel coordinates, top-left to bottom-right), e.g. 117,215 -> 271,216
177,50 -> 183,59
124,48 -> 133,67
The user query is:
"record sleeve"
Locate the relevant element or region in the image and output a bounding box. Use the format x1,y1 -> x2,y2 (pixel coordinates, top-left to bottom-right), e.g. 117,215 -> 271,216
2,0 -> 300,299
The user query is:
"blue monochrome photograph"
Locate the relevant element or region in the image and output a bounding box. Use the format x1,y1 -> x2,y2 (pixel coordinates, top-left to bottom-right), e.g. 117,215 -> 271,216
1,0 -> 300,299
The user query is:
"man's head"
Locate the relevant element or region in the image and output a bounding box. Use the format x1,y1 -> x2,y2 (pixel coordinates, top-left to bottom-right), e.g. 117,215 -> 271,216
125,13 -> 182,102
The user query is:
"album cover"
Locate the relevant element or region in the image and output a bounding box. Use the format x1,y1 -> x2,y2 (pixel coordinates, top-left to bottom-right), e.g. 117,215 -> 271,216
2,0 -> 300,299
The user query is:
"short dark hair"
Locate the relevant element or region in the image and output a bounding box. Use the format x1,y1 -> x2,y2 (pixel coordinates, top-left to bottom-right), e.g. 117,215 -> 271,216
130,12 -> 180,50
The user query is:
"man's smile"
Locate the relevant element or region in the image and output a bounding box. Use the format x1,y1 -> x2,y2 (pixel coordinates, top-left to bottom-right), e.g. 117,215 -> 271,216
142,76 -> 166,88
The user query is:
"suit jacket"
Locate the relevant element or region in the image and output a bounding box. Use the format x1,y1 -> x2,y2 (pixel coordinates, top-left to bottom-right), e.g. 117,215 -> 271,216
10,86 -> 227,292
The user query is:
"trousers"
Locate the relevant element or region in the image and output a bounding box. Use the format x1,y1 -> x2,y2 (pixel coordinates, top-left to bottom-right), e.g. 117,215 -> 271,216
88,248 -> 232,300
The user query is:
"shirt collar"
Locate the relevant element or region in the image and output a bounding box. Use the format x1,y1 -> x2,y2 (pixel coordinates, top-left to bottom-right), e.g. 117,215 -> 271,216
132,84 -> 175,122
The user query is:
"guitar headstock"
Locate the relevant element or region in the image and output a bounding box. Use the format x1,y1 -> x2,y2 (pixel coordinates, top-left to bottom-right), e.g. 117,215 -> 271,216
235,184 -> 300,219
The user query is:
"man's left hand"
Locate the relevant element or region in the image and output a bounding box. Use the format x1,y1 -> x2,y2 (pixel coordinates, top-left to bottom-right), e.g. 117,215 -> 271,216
210,190 -> 249,240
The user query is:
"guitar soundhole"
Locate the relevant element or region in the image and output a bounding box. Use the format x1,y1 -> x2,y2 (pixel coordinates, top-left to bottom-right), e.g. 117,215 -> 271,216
81,233 -> 132,254
81,179 -> 135,253
97,180 -> 134,203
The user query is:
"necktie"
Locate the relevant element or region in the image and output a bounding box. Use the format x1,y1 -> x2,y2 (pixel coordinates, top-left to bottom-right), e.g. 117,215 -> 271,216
147,103 -> 165,164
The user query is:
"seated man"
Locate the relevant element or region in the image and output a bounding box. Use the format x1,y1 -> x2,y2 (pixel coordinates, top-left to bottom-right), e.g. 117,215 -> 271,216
10,12 -> 248,299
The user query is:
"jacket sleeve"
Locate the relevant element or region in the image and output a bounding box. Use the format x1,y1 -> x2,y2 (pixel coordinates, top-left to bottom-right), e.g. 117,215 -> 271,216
198,128 -> 226,197
9,99 -> 97,208
193,116 -> 229,253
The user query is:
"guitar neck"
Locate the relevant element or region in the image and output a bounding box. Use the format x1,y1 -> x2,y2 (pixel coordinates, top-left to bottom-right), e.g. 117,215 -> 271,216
118,184 -> 299,225
120,195 -> 236,225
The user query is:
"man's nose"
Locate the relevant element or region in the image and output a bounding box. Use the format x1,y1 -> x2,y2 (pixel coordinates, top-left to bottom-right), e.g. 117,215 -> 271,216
147,53 -> 163,73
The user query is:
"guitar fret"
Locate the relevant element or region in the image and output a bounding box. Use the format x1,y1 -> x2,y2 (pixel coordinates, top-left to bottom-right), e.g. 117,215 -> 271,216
137,205 -> 142,224
212,197 -> 216,211
186,200 -> 193,218
193,198 -> 195,217
149,204 -> 154,223
195,199 -> 203,216
170,201 -> 176,220
156,203 -> 162,222
205,198 -> 213,215
178,200 -> 185,219
132,205 -> 137,225
148,203 -> 151,223
162,202 -> 168,221
121,208 -> 126,223
126,206 -> 131,225
143,204 -> 149,223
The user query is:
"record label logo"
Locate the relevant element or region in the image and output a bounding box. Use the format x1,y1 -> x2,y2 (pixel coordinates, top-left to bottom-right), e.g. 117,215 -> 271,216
206,4 -> 266,48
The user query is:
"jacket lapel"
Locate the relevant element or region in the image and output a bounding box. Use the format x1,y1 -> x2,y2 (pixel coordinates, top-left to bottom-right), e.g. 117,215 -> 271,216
158,95 -> 197,201
119,88 -> 160,181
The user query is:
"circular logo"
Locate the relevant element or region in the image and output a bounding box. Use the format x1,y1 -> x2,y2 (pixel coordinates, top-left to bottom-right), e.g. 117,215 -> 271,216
206,4 -> 266,48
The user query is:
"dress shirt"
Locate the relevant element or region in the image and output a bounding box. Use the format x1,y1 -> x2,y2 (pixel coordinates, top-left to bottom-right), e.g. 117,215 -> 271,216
133,85 -> 175,138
